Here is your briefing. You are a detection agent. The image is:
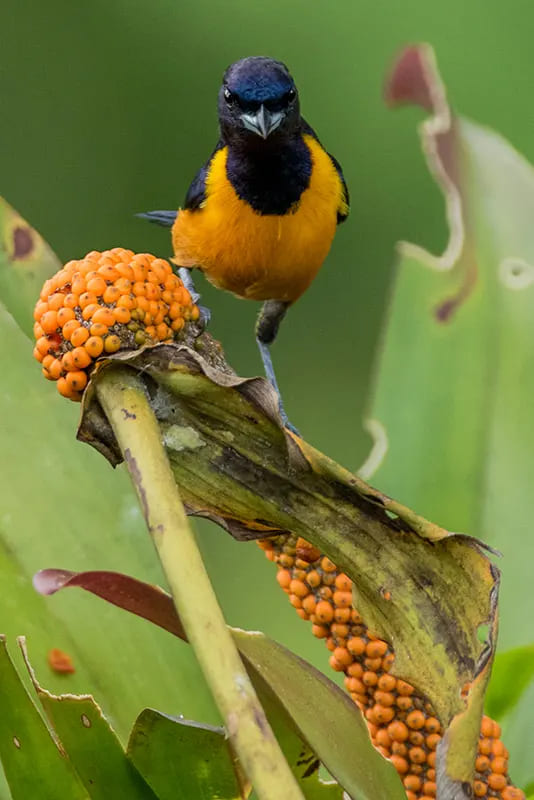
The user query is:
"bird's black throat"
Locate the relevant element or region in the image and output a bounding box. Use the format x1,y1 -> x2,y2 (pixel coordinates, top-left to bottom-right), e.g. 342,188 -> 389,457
224,133 -> 312,215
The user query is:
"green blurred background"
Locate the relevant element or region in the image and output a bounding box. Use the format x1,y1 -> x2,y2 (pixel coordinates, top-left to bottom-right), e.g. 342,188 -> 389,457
1,0 -> 534,781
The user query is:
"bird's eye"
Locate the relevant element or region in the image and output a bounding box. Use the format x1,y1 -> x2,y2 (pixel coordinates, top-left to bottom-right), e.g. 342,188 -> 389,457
224,88 -> 235,104
286,88 -> 296,102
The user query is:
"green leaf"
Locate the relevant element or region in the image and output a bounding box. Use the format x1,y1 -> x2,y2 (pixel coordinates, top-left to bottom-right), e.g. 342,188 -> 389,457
34,569 -> 403,800
367,42 -> 534,786
485,644 -> 534,721
0,637 -> 87,800
233,630 -> 404,800
79,344 -> 497,738
127,711 -> 243,800
0,274 -> 216,741
19,640 -> 157,799
0,197 -> 60,336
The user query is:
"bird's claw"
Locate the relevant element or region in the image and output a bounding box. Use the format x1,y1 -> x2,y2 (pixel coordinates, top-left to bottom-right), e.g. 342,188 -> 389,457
279,408 -> 301,437
197,304 -> 211,330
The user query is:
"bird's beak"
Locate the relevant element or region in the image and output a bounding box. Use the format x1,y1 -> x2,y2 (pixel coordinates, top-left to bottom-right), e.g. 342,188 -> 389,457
241,105 -> 284,139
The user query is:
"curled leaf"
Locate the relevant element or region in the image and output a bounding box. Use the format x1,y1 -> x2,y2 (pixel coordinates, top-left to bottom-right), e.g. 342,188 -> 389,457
79,344 -> 498,740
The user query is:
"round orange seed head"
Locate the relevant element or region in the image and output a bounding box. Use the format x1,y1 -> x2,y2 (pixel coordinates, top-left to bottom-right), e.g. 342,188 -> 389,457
33,248 -> 199,401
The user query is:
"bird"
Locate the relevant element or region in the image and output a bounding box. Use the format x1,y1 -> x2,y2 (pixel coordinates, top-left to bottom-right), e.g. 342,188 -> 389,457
141,56 -> 349,434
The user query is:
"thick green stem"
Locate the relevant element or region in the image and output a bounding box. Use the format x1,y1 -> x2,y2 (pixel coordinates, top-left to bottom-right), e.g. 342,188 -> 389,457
96,365 -> 304,800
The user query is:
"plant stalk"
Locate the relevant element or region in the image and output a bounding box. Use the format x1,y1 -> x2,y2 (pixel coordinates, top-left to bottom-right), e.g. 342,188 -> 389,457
96,365 -> 304,800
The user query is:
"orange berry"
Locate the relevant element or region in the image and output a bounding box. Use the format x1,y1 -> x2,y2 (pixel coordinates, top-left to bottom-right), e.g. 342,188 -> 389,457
171,317 -> 184,332
82,303 -> 100,320
404,775 -> 422,792
85,336 -> 104,358
407,710 -> 426,730
70,326 -> 89,347
311,624 -> 328,639
362,671 -> 378,687
408,747 -> 426,764
487,774 -> 506,791
62,319 -> 80,341
388,721 -> 409,742
473,780 -> 487,797
289,579 -> 309,598
315,601 -> 334,623
79,291 -> 97,309
476,753 -> 490,772
490,756 -> 507,774
57,377 -> 72,398
425,717 -> 441,734
491,739 -> 505,757
364,657 -> 382,672
90,323 -> 109,338
156,322 -> 171,340
40,310 -> 58,334
390,755 -> 408,774
289,594 -> 302,609
409,730 -> 425,746
333,590 -> 352,608
33,300 -> 49,320
64,292 -> 79,308
375,690 -> 395,707
423,782 -> 436,797
397,680 -> 415,696
426,733 -> 441,750
502,789 -> 526,800
65,371 -> 87,392
372,704 -> 395,724
57,307 -> 75,326
347,637 -> 366,656
98,265 -> 120,282
321,557 -> 336,573
103,285 -> 121,304
378,674 -> 396,692
479,738 -> 492,756
49,359 -> 63,379
333,647 -> 352,666
71,347 -> 91,369
71,277 -> 86,295
333,607 -> 351,624
334,573 -> 352,591
91,307 -> 115,327
276,569 -> 291,590
302,595 -> 316,615
48,293 -> 66,311
36,336 -> 52,355
33,321 -> 44,338
328,655 -> 344,672
366,639 -> 388,658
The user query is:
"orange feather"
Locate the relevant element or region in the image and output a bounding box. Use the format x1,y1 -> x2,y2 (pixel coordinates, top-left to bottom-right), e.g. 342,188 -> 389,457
172,134 -> 347,303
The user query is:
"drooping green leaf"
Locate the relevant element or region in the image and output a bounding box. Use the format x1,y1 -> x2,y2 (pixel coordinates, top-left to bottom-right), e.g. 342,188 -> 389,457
34,568 -> 403,800
0,637 -> 87,800
233,630 -> 404,800
366,42 -> 534,785
0,285 -> 216,741
78,344 -> 497,740
0,197 -> 60,336
127,710 -> 243,800
485,644 -> 534,721
19,639 -> 157,799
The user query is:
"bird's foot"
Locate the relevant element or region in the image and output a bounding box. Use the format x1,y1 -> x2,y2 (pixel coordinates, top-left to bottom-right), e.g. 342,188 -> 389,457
197,304 -> 211,330
281,412 -> 301,437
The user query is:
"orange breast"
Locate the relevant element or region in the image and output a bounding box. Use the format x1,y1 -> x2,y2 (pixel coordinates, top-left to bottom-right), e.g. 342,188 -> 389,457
172,134 -> 346,303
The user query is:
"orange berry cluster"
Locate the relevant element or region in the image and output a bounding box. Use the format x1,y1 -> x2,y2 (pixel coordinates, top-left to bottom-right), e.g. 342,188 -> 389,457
258,534 -> 524,800
33,248 -> 199,400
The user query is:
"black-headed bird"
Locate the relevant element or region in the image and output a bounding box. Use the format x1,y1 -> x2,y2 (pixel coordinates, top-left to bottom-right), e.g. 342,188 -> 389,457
142,56 -> 349,433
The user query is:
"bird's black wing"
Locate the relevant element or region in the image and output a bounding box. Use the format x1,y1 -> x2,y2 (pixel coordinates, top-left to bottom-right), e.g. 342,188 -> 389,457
184,139 -> 225,210
138,140 -> 225,227
301,119 -> 349,224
